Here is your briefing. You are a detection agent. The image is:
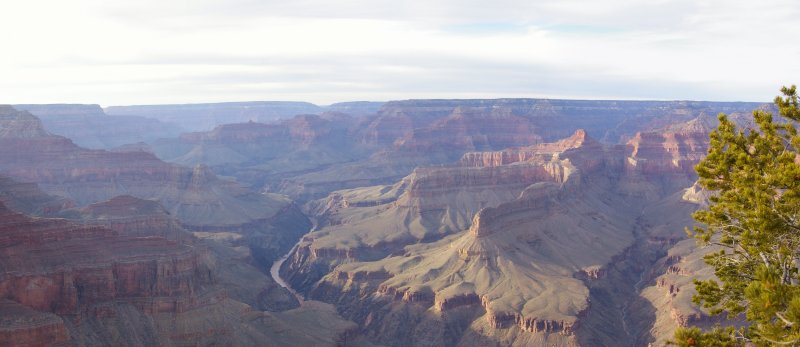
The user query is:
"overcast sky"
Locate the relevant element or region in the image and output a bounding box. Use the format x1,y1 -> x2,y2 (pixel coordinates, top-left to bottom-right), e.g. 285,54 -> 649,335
1,0 -> 798,106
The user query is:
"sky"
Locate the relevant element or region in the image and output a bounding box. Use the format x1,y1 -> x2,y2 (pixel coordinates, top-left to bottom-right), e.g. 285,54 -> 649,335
1,0 -> 799,106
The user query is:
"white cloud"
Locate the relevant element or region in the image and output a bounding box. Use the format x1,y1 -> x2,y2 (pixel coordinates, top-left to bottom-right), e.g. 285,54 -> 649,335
0,0 -> 798,105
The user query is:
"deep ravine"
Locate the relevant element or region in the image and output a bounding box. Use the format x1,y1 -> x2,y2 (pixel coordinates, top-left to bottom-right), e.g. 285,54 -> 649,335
270,220 -> 317,303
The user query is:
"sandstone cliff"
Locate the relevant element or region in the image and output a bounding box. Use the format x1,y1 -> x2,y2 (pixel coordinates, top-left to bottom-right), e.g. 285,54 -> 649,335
618,116 -> 717,200
0,107 -> 309,267
282,119 -> 735,346
0,200 -> 211,345
279,99 -> 762,202
282,131 -> 649,345
0,196 -> 363,346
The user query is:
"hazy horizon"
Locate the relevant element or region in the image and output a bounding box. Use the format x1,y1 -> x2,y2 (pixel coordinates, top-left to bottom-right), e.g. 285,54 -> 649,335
2,0 -> 798,105
8,95 -> 776,109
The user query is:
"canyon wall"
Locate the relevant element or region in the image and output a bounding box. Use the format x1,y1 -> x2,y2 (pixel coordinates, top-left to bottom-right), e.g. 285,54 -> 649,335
282,118 -> 725,346
14,104 -> 183,149
0,107 -> 310,267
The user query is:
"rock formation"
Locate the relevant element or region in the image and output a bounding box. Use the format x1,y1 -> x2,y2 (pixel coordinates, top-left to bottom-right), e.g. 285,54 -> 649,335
0,181 -> 363,346
1,97 -> 765,346
0,106 -> 310,266
14,104 -> 183,149
278,99 -> 763,202
280,119 -> 736,346
622,116 -> 716,196
0,199 -> 211,345
281,130 -> 648,345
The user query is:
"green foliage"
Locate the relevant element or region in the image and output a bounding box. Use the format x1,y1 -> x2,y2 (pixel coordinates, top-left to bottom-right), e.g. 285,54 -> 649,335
673,85 -> 800,346
670,326 -> 740,346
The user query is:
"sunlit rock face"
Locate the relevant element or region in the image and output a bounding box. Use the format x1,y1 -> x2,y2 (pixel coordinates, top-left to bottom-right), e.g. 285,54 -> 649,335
282,130 -> 637,345
281,117 -> 735,346
267,99 -> 763,202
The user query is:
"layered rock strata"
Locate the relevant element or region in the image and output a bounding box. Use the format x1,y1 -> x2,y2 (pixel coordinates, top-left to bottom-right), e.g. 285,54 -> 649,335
0,106 -> 309,266
279,99 -> 759,202
283,116 -> 733,346
287,130 -> 602,290
283,131 -> 650,345
0,197 -> 361,345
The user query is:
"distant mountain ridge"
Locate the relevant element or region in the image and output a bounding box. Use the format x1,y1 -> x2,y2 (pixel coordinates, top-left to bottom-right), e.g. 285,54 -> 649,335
105,100 -> 385,132
13,104 -> 184,149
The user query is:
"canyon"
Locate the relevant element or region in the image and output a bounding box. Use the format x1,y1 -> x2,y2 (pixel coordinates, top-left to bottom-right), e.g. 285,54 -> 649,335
0,99 -> 766,346
0,173 -> 361,346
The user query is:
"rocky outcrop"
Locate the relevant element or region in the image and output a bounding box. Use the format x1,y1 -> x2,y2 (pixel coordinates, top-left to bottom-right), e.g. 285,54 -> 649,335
285,131 -> 645,346
391,106 -> 543,159
435,293 -> 481,311
0,106 -> 50,138
0,300 -> 69,347
640,237 -> 729,345
626,117 -> 712,175
0,200 -> 217,342
625,119 -> 711,176
69,195 -> 189,241
0,199 -> 361,345
288,131 -> 605,293
0,201 -> 213,313
459,129 -> 600,167
0,107 -> 307,266
469,183 -> 561,238
617,116 -> 718,200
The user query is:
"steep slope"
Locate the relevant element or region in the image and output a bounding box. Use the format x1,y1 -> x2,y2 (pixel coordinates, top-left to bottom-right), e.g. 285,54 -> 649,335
59,194 -> 300,312
289,130 -> 645,346
281,116 -> 724,346
148,113 -> 374,192
621,116 -> 716,198
629,184 -> 745,345
0,106 -> 309,265
319,181 -> 643,345
0,199 -> 362,346
62,195 -> 190,241
0,200 -> 212,345
279,99 -> 763,202
286,130 -> 601,289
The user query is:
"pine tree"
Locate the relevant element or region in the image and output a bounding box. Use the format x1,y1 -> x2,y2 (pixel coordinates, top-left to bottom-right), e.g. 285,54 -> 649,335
672,85 -> 800,345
